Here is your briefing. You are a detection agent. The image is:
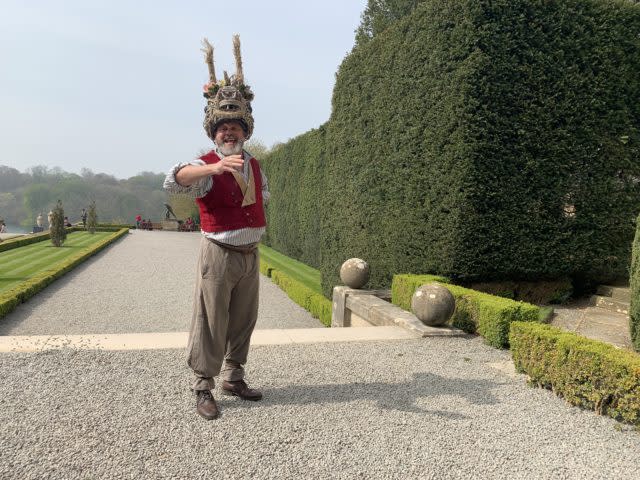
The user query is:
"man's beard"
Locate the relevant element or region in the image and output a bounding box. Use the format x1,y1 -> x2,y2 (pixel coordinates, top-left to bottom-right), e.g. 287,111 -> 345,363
217,139 -> 244,156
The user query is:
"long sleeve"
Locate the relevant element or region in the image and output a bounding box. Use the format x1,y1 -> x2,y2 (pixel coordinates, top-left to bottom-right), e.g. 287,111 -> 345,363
163,160 -> 213,198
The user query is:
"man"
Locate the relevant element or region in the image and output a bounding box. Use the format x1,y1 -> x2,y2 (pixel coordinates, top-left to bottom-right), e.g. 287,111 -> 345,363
164,36 -> 268,420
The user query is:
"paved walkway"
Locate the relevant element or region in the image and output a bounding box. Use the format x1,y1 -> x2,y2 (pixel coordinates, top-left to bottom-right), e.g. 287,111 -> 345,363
551,299 -> 633,349
1,230 -> 639,479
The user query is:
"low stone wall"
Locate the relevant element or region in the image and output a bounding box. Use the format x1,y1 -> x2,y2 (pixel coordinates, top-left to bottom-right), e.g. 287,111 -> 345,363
331,286 -> 466,338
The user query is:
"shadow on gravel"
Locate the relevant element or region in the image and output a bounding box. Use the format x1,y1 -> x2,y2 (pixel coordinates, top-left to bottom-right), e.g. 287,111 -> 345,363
222,372 -> 504,418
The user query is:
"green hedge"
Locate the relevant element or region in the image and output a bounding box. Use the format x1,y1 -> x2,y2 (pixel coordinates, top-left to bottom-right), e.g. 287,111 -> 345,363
0,229 -> 129,319
510,322 -> 640,426
631,213 -> 640,351
392,274 -> 539,348
262,126 -> 326,270
97,223 -> 134,229
0,226 -> 126,253
315,0 -> 640,295
259,258 -> 332,327
0,231 -> 52,252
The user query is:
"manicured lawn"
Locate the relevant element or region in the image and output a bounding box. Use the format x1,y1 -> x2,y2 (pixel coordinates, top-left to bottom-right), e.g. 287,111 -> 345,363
259,244 -> 322,294
0,232 -> 113,294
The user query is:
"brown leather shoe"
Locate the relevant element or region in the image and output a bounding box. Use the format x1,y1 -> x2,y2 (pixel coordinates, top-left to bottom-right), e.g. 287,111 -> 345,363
221,380 -> 263,401
195,389 -> 220,420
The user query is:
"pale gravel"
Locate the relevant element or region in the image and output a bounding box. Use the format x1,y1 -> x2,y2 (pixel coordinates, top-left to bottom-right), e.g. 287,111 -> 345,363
2,230 -> 640,479
0,229 -> 322,335
1,339 -> 639,479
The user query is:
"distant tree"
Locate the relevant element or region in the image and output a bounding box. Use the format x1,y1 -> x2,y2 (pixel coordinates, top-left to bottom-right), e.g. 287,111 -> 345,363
23,184 -> 53,220
87,200 -> 97,233
50,200 -> 66,247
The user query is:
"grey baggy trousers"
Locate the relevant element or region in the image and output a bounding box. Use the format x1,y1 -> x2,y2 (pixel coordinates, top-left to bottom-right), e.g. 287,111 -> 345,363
186,237 -> 260,391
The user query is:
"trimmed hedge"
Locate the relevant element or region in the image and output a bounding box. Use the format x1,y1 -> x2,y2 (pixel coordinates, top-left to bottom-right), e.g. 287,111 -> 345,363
0,226 -> 126,253
259,258 -> 332,327
0,229 -> 129,319
392,274 -> 539,348
261,126 -> 326,270
510,322 -> 640,426
0,231 -> 52,252
631,213 -> 640,351
315,0 -> 640,295
97,223 -> 134,229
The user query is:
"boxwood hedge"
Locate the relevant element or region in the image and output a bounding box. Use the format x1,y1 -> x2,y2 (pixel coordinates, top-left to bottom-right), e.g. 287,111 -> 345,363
0,229 -> 129,319
392,274 -> 539,348
261,126 -> 326,270
631,213 -> 640,351
510,321 -> 640,426
262,0 -> 640,298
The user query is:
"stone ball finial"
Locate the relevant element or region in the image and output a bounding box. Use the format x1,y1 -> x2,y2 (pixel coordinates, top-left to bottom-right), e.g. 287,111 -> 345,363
411,283 -> 455,326
340,258 -> 370,289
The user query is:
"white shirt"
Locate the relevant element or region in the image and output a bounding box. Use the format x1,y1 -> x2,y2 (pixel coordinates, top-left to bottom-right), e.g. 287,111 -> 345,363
163,147 -> 269,246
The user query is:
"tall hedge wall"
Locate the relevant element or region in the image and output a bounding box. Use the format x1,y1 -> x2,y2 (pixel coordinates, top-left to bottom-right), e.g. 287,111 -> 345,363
631,213 -> 640,351
261,126 -> 326,269
319,0 -> 640,295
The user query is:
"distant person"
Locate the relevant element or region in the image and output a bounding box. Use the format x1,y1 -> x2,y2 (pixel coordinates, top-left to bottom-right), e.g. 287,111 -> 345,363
135,214 -> 142,229
36,213 -> 43,228
47,210 -> 53,229
81,208 -> 87,227
164,37 -> 269,420
0,222 -> 6,233
64,216 -> 72,227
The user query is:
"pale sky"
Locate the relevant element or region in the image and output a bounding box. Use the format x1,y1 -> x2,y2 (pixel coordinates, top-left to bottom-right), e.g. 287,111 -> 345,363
0,0 -> 366,178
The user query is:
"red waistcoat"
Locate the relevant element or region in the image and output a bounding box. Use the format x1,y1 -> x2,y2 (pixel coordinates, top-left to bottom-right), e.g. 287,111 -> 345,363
196,150 -> 266,233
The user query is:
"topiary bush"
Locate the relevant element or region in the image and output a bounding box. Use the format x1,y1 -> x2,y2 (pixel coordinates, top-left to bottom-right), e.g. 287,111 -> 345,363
631,213 -> 640,351
319,0 -> 640,295
50,200 -> 66,247
87,200 -> 97,234
510,321 -> 640,426
261,126 -> 326,270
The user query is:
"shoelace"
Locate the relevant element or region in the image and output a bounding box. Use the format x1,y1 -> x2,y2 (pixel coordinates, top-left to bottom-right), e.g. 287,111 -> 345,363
197,390 -> 213,404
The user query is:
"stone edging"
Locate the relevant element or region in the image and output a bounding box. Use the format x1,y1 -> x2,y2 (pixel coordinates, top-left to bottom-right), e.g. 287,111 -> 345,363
331,286 -> 467,338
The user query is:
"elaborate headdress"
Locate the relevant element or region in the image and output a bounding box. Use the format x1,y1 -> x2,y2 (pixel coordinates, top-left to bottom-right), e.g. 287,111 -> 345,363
201,35 -> 255,140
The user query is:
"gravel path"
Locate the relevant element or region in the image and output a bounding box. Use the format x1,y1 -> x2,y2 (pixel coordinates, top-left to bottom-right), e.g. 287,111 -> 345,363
1,338 -> 639,479
2,229 -> 640,479
0,230 -> 322,335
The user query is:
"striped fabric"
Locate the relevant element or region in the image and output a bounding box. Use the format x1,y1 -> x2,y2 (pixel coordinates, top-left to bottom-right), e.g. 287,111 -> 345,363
163,148 -> 269,246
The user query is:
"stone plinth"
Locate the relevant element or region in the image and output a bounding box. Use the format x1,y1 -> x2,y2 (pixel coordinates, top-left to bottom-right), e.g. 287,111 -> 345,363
332,286 -> 466,338
162,219 -> 180,231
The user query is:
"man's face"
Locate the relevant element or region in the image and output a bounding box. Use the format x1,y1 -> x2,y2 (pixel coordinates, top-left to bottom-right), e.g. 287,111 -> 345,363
214,121 -> 246,156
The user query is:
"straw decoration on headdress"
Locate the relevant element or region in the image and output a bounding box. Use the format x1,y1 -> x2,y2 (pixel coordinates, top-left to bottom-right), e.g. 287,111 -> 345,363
201,38 -> 217,84
233,34 -> 244,85
201,35 -> 255,140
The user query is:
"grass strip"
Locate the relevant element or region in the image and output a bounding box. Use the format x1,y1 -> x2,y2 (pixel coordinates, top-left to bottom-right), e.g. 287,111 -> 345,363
259,252 -> 331,327
0,232 -> 113,293
510,321 -> 640,426
0,226 -> 125,253
0,229 -> 129,319
259,244 -> 322,294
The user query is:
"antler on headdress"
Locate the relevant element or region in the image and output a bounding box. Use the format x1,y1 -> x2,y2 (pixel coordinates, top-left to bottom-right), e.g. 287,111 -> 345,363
232,34 -> 244,85
201,38 -> 217,84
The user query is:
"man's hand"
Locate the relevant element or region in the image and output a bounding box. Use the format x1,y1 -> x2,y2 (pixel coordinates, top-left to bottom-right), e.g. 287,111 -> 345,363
213,155 -> 244,175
